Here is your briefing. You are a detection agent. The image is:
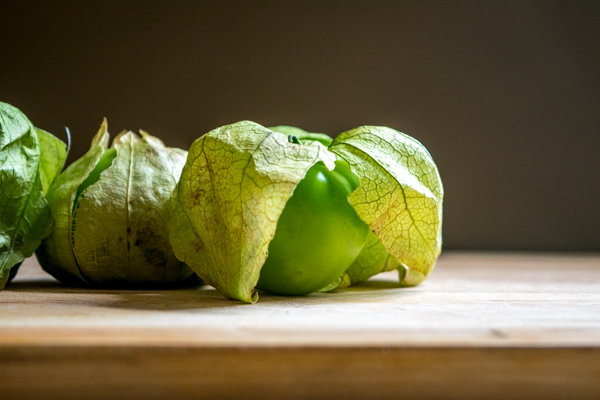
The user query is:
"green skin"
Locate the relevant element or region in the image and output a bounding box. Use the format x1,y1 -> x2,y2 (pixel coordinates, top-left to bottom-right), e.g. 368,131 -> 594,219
256,142 -> 369,296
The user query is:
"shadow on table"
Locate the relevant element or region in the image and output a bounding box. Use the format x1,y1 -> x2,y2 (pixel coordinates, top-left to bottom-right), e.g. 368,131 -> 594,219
347,279 -> 404,290
5,275 -> 413,311
5,279 -> 65,291
98,290 -> 246,310
5,279 -> 244,310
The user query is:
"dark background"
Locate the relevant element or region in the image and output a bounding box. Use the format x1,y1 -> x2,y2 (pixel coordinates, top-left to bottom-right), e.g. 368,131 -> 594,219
2,1 -> 599,251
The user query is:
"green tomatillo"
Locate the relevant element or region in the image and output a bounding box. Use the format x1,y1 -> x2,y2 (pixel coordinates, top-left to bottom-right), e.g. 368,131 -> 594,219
37,120 -> 194,288
168,121 -> 443,303
256,142 -> 370,295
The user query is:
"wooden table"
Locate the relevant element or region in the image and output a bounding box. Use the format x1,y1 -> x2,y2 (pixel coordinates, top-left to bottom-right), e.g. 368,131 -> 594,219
1,252 -> 599,399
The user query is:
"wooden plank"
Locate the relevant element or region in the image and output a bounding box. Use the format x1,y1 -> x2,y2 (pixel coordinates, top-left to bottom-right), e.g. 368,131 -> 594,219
1,346 -> 599,400
1,252 -> 599,347
1,252 -> 599,399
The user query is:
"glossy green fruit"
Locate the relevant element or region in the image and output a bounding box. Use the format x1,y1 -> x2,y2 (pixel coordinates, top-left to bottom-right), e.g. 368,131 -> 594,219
256,152 -> 369,296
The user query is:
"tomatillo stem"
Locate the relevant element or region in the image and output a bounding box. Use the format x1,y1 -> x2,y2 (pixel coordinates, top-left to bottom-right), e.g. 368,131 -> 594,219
288,135 -> 302,145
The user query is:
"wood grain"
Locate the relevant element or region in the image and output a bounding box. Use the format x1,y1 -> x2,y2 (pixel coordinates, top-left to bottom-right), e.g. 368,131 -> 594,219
1,252 -> 599,399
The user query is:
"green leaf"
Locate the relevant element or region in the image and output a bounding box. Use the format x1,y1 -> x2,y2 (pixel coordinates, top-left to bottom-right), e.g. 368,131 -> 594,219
169,121 -> 336,303
0,102 -> 63,288
329,126 -> 443,283
36,120 -> 110,284
269,126 -> 334,147
36,128 -> 67,195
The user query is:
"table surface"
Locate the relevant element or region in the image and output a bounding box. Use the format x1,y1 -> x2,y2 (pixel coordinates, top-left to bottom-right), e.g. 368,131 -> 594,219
1,252 -> 599,399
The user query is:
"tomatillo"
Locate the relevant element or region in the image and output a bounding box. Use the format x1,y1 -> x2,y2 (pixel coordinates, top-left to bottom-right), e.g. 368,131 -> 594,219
255,136 -> 370,296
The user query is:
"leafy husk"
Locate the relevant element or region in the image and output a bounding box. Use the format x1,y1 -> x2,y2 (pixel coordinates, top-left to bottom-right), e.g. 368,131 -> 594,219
328,126 -> 443,285
37,120 -> 110,283
36,128 -> 68,195
0,102 -> 66,288
168,121 -> 336,303
37,120 -> 192,286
